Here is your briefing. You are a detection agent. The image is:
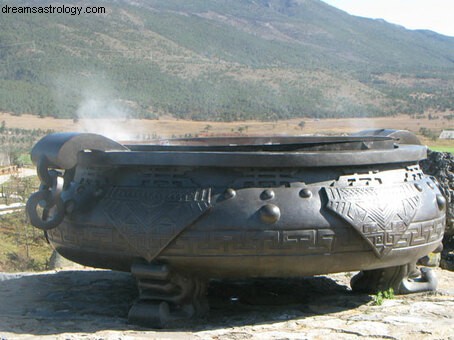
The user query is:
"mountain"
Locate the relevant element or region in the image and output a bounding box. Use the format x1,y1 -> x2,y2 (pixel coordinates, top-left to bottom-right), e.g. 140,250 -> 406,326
0,0 -> 453,121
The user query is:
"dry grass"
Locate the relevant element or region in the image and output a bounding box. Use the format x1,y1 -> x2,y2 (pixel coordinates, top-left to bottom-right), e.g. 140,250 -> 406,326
1,112 -> 452,146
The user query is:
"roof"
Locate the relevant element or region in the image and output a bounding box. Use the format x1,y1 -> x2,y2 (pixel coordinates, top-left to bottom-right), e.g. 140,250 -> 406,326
439,130 -> 454,139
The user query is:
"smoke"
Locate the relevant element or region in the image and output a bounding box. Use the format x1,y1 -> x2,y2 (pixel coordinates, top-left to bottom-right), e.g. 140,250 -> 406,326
76,96 -> 136,141
54,74 -> 146,141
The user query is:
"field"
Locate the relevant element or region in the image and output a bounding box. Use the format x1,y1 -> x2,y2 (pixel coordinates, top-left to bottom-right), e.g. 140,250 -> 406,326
429,146 -> 454,153
1,112 -> 452,151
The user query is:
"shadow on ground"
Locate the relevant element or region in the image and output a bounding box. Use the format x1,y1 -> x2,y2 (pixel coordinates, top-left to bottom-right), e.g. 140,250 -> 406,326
0,270 -> 370,335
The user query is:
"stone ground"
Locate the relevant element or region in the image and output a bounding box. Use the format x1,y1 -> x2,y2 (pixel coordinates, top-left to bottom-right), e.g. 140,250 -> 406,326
0,268 -> 453,339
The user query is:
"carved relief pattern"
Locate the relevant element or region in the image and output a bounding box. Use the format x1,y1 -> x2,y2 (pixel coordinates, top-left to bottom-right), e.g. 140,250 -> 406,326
164,229 -> 336,256
49,225 -> 339,256
49,215 -> 443,258
48,183 -> 444,259
49,224 -> 127,251
395,215 -> 445,248
102,187 -> 211,261
325,184 -> 421,257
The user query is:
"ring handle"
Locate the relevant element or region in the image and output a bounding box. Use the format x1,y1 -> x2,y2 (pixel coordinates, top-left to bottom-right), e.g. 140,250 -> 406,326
26,190 -> 65,231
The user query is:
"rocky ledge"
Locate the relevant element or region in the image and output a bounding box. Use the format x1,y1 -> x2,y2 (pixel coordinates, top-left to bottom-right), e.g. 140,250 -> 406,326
0,268 -> 453,339
420,150 -> 454,271
421,150 -> 453,237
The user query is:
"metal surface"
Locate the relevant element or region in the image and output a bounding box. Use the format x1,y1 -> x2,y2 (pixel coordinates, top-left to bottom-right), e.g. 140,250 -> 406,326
78,144 -> 427,168
26,130 -> 446,328
31,132 -> 127,169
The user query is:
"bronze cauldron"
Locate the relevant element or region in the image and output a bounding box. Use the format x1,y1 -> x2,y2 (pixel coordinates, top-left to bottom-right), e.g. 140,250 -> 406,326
26,129 -> 446,327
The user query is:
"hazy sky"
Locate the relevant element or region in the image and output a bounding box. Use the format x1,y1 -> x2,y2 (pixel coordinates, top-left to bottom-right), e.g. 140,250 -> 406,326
321,0 -> 454,37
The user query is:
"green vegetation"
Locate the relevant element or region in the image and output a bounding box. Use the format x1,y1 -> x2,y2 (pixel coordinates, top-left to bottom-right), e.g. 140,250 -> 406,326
1,0 -> 454,120
0,211 -> 51,272
372,288 -> 395,306
0,175 -> 51,272
429,146 -> 454,153
419,127 -> 439,141
0,123 -> 53,166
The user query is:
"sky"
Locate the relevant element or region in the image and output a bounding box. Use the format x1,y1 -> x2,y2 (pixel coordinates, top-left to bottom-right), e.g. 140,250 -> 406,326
321,0 -> 454,37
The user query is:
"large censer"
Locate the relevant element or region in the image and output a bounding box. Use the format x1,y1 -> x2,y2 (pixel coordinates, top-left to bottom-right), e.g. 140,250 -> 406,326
26,129 -> 446,327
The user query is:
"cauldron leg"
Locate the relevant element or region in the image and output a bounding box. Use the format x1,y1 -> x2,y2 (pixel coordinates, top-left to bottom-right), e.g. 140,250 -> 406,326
350,261 -> 438,294
128,262 -> 209,328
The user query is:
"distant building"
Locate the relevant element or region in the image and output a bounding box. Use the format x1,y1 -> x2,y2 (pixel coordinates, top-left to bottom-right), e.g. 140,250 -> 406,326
439,130 -> 454,139
0,151 -> 10,166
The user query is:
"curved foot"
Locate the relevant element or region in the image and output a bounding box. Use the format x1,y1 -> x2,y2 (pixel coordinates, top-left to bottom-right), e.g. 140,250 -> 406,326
351,262 -> 438,295
400,267 -> 438,294
128,262 -> 208,328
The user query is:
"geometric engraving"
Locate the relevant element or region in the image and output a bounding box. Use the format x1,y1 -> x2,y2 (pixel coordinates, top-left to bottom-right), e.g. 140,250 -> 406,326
102,187 -> 211,262
165,229 -> 335,256
325,183 -> 421,258
48,223 -> 127,252
395,215 -> 445,248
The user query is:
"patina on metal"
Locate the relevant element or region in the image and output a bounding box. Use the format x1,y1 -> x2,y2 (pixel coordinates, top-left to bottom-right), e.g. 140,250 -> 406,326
26,130 -> 446,327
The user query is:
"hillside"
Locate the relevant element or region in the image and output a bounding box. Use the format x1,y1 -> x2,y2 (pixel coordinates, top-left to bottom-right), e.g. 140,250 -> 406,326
0,0 -> 453,121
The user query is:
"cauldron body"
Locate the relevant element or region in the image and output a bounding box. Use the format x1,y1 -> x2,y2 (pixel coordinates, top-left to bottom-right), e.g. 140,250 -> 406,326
27,131 -> 446,327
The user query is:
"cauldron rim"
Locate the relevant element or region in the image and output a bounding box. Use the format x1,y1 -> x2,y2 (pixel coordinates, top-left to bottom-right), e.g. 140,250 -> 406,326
30,132 -> 427,170
78,144 -> 427,168
125,135 -> 392,148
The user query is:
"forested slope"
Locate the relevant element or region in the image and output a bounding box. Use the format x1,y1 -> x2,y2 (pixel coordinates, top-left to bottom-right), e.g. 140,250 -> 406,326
0,0 -> 453,120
